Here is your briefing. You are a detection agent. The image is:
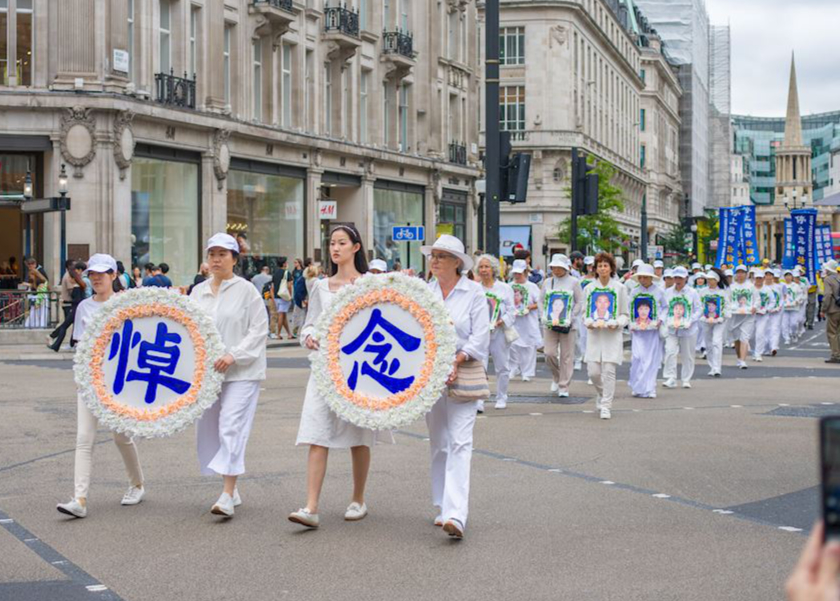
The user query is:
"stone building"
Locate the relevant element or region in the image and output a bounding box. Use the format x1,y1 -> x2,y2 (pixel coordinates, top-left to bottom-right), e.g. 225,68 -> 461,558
477,0 -> 681,266
0,0 -> 481,286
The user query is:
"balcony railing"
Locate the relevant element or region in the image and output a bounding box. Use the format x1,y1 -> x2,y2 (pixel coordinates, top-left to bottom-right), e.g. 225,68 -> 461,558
0,290 -> 60,329
449,142 -> 467,165
253,0 -> 295,13
382,30 -> 414,59
155,70 -> 197,109
324,4 -> 360,38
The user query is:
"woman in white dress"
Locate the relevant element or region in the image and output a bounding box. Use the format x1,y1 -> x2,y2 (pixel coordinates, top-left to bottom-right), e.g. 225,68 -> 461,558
191,233 -> 269,518
508,260 -> 542,381
421,235 -> 490,539
627,264 -> 666,398
476,254 -> 514,411
289,225 -> 372,529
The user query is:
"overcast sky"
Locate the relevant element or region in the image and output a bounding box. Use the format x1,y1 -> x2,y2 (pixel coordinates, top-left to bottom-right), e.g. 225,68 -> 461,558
704,0 -> 840,117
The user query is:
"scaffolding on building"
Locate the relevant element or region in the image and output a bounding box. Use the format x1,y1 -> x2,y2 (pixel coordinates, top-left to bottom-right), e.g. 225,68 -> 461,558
709,24 -> 733,208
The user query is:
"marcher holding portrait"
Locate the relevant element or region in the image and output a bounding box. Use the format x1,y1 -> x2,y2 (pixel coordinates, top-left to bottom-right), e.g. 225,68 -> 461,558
728,265 -> 760,369
627,264 -> 666,399
477,255 -> 515,411
508,260 -> 542,382
662,266 -> 702,388
700,269 -> 730,377
540,254 -> 583,399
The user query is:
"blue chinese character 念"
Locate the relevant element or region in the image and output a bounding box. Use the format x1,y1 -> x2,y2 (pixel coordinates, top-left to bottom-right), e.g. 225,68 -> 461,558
341,308 -> 422,395
109,320 -> 191,404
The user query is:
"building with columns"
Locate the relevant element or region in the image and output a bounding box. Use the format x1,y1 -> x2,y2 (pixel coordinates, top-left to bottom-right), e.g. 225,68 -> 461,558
477,0 -> 682,267
0,0 -> 481,287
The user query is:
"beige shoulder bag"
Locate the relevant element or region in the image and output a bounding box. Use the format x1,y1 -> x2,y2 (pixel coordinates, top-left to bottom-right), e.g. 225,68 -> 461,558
447,359 -> 490,402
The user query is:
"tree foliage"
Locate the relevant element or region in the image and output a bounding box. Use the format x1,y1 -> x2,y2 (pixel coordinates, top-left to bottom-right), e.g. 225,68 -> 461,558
557,159 -> 627,254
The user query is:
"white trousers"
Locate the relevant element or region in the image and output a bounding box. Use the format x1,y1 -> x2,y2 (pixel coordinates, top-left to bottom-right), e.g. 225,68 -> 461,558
663,332 -> 698,384
509,345 -> 537,378
588,362 -> 617,409
696,322 -> 708,351
575,316 -> 587,362
426,394 -> 478,527
74,396 -> 143,500
481,332 -> 510,403
769,311 -> 783,351
706,323 -> 726,373
197,380 -> 261,477
782,311 -> 797,344
753,314 -> 770,357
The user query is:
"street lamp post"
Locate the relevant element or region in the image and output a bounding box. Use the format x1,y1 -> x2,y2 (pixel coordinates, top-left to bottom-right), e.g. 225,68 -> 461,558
19,164 -> 72,279
58,164 -> 69,278
23,167 -> 32,259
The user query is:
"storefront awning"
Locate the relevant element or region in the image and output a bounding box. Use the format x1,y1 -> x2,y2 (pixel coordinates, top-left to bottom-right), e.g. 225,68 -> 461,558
499,225 -> 531,257
0,135 -> 52,152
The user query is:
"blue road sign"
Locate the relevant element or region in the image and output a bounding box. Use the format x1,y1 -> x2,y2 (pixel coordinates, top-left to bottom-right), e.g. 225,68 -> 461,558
392,226 -> 425,242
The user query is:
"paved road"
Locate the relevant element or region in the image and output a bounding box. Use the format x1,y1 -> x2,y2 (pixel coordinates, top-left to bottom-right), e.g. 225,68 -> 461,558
0,323 -> 837,600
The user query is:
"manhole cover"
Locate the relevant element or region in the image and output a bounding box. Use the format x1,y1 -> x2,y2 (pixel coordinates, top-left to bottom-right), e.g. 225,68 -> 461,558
507,395 -> 590,405
765,405 -> 840,419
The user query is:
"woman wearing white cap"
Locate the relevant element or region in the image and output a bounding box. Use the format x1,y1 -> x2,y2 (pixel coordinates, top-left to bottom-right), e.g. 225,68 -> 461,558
289,225 -> 373,529
627,264 -> 666,398
540,254 -> 584,398
368,258 -> 388,274
750,268 -> 771,362
508,259 -> 541,382
700,269 -> 730,377
57,254 -> 146,519
781,269 -> 804,345
476,254 -> 514,411
421,234 -> 489,539
662,266 -> 702,388
190,233 -> 268,517
583,252 -> 629,419
728,265 -> 760,368
766,269 -> 784,355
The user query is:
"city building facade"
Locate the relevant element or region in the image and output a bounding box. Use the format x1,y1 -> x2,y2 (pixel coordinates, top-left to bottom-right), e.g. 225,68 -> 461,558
0,0 -> 481,286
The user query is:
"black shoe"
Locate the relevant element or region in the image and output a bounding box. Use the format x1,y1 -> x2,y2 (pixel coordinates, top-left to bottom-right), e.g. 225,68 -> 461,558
826,358 -> 840,364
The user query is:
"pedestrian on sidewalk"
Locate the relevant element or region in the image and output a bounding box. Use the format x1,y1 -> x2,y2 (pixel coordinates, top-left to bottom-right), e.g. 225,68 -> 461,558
628,264 -> 666,397
289,225 -> 374,530
820,260 -> 840,363
421,235 -> 489,539
662,266 -> 702,387
476,254 -> 514,412
541,254 -> 583,399
190,233 -> 268,518
271,257 -> 294,340
700,269 -> 730,377
729,265 -> 759,368
57,254 -> 144,519
48,261 -> 87,351
508,260 -> 541,383
583,252 -> 629,419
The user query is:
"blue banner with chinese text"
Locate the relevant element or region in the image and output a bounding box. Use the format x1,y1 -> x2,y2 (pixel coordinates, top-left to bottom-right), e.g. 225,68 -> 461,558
791,209 -> 817,285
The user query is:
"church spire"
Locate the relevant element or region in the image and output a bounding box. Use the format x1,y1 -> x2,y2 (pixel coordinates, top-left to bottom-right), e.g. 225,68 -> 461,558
783,52 -> 803,148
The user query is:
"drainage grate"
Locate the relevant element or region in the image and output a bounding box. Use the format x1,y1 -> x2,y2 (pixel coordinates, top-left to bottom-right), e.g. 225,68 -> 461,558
765,405 -> 840,419
506,395 -> 590,405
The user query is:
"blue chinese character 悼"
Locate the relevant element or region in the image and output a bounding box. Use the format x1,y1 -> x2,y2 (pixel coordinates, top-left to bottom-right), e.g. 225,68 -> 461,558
342,308 -> 422,395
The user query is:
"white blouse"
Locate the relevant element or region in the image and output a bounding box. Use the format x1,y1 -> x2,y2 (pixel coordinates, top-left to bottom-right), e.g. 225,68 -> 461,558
190,276 -> 269,382
429,275 -> 490,364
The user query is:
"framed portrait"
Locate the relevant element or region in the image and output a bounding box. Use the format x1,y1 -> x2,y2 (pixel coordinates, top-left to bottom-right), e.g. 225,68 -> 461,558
511,283 -> 530,316
485,291 -> 503,329
668,296 -> 692,329
702,295 -> 722,321
733,290 -> 752,314
632,293 -> 657,328
544,290 -> 572,328
587,287 -> 616,322
759,290 -> 772,310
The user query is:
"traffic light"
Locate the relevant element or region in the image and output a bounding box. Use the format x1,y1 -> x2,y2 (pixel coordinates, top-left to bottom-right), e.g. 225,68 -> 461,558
506,153 -> 531,203
573,149 -> 599,216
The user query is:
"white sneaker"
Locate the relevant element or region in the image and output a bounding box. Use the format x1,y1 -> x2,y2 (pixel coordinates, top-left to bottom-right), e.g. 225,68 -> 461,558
443,519 -> 465,539
120,486 -> 145,506
753,355 -> 763,362
557,390 -> 569,398
211,492 -> 234,517
268,333 -> 278,339
494,399 -> 507,410
682,381 -> 692,389
663,379 -> 677,389
233,488 -> 242,507
344,502 -> 368,521
707,370 -> 716,377
600,408 -> 611,420
737,360 -> 748,370
57,499 -> 87,518
550,381 -> 559,393
574,360 -> 582,371
521,376 -> 531,382
476,400 -> 485,414
289,507 -> 320,528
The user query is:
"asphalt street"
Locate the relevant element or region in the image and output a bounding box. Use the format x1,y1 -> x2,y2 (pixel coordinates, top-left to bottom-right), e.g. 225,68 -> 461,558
0,323 -> 837,601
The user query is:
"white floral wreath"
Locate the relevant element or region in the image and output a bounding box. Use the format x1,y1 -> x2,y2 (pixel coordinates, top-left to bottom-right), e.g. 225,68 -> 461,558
73,287 -> 225,439
311,272 -> 457,430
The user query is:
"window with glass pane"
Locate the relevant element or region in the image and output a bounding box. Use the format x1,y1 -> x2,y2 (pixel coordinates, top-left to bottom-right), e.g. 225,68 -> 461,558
640,108 -> 645,131
16,0 -> 32,86
282,44 -> 292,127
253,39 -> 262,121
500,86 -> 525,133
447,11 -> 457,60
128,0 -> 134,81
499,27 -> 524,65
131,158 -> 199,287
189,8 -> 197,77
400,0 -> 409,31
159,0 -> 171,74
324,62 -> 332,135
0,2 -> 8,86
399,83 -> 409,152
223,26 -> 231,105
373,188 -> 424,272
226,170 -> 305,279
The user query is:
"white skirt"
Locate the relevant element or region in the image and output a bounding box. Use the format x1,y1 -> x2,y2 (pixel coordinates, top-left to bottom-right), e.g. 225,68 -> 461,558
296,373 -> 376,449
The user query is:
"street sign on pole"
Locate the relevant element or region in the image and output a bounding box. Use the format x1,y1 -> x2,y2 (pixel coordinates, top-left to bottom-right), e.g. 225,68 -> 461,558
647,245 -> 664,260
392,225 -> 425,242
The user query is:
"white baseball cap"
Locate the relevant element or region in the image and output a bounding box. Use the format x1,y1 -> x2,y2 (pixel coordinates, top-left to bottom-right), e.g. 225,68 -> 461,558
205,232 -> 239,253
632,259 -> 644,268
584,256 -> 595,266
691,262 -> 702,270
510,259 -> 528,274
704,264 -> 713,271
752,268 -> 765,278
84,253 -> 118,275
369,259 -> 387,272
705,271 -> 720,281
653,260 -> 664,268
734,265 -> 748,273
672,266 -> 689,279
663,269 -> 674,278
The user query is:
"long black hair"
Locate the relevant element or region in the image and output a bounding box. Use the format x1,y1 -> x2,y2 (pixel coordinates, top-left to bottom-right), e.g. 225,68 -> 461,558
710,266 -> 728,289
329,225 -> 369,276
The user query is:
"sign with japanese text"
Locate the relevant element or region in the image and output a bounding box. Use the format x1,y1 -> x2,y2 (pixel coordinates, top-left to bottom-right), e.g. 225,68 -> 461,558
311,273 -> 456,430
74,289 -> 225,438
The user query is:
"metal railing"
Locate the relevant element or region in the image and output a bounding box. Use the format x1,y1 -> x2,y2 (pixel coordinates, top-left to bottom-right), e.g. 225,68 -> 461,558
382,30 -> 414,58
448,142 -> 467,165
324,4 -> 360,38
253,0 -> 295,13
155,70 -> 197,109
0,290 -> 61,329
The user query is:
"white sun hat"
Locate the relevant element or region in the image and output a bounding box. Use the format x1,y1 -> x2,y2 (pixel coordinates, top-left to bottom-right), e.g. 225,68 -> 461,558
734,264 -> 748,273
510,259 -> 528,274
548,253 -> 570,269
631,263 -> 659,282
653,259 -> 664,268
84,253 -> 118,275
421,234 -> 473,271
369,259 -> 388,272
205,232 -> 239,253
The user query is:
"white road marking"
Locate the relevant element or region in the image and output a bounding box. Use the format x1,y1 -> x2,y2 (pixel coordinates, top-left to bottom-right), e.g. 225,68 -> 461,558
548,468 -> 562,473
600,481 -> 615,485
790,331 -> 824,350
712,510 -> 734,515
684,407 -> 695,410
51,560 -> 67,565
23,538 -> 38,542
822,402 -> 835,406
422,438 -> 430,442
476,416 -> 487,419
731,405 -> 743,408
779,403 -> 790,407
0,519 -> 12,524
779,526 -> 804,533
86,585 -> 108,592
529,412 -> 543,416
582,410 -> 594,414
652,494 -> 671,499
503,458 -> 516,462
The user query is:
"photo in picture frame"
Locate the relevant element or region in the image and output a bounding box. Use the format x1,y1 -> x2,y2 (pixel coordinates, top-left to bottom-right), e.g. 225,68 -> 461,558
668,296 -> 692,329
511,283 -> 530,316
632,294 -> 657,328
587,288 -> 616,322
544,290 -> 572,328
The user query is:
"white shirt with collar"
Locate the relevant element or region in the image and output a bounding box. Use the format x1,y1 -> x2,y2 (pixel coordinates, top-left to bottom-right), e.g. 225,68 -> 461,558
190,275 -> 269,381
429,275 -> 490,364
